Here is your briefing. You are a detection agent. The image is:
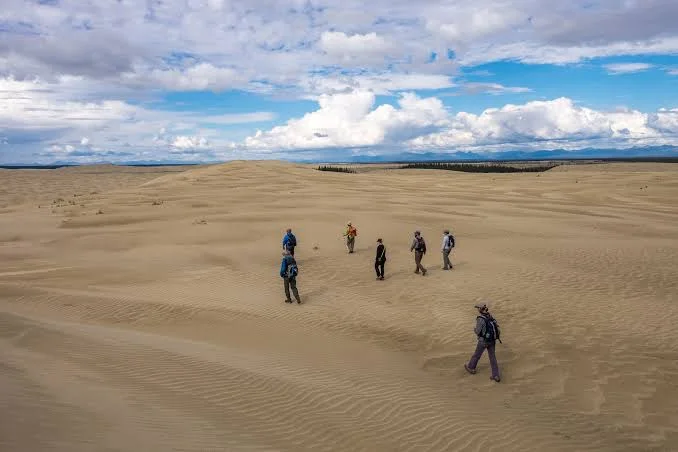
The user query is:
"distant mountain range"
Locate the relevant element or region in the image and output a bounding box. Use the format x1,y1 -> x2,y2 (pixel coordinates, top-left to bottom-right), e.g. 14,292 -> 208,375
2,145 -> 677,168
302,145 -> 678,164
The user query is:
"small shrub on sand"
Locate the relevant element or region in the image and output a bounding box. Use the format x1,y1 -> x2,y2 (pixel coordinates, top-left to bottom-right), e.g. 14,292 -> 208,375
152,200 -> 164,206
96,209 -> 104,215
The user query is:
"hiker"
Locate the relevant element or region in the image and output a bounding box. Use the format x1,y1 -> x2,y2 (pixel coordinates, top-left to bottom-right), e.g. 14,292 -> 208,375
280,249 -> 301,304
464,302 -> 501,382
282,228 -> 297,256
441,229 -> 455,270
409,231 -> 427,275
344,222 -> 358,253
375,238 -> 386,280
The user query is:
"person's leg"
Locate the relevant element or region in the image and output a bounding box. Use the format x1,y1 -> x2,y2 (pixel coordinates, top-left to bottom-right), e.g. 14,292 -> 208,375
284,277 -> 292,302
442,249 -> 451,269
375,260 -> 381,278
465,341 -> 486,372
290,278 -> 301,303
414,251 -> 422,273
290,246 -> 295,256
487,342 -> 500,381
350,237 -> 355,252
380,261 -> 385,279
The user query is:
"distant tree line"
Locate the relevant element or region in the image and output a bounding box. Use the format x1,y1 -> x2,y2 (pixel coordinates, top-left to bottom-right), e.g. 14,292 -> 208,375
317,165 -> 356,173
399,162 -> 558,173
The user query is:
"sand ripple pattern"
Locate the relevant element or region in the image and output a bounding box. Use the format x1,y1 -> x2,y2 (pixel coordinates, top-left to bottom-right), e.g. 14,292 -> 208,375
2,162 -> 678,451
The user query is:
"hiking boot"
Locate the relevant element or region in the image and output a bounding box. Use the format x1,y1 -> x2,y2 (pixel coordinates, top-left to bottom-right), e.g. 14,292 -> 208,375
464,364 -> 476,375
296,299 -> 302,304
379,276 -> 384,280
422,269 -> 427,276
284,299 -> 292,304
490,376 -> 501,382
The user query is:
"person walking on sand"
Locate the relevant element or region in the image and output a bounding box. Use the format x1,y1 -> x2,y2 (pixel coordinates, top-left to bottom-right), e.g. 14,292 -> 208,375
282,228 -> 297,256
344,222 -> 358,253
465,302 -> 501,382
375,238 -> 386,280
410,231 -> 427,275
441,229 -> 455,270
280,249 -> 301,304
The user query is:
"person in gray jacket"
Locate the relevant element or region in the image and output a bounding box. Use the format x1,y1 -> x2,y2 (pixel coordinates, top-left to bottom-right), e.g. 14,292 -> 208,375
464,302 -> 501,382
441,229 -> 455,270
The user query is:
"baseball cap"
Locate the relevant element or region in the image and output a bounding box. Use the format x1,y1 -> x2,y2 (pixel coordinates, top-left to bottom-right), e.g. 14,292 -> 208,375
474,302 -> 488,310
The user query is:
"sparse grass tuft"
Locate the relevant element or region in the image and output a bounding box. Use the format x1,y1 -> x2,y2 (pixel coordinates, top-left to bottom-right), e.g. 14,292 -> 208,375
152,200 -> 164,206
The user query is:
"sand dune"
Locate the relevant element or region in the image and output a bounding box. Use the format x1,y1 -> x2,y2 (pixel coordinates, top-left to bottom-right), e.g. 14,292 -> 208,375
1,161 -> 677,451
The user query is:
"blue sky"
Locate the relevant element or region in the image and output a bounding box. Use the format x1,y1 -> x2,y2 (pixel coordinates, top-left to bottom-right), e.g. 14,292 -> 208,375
1,0 -> 678,163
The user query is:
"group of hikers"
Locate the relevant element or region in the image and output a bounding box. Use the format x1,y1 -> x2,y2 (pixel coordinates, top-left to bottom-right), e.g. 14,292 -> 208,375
278,223 -> 502,382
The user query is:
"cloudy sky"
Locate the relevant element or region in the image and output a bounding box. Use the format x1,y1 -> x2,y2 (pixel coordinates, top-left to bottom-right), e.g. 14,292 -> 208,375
1,0 -> 678,163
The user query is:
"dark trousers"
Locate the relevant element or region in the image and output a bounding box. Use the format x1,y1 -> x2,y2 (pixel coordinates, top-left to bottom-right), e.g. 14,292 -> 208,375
284,277 -> 300,302
375,260 -> 385,277
467,341 -> 500,378
286,246 -> 295,256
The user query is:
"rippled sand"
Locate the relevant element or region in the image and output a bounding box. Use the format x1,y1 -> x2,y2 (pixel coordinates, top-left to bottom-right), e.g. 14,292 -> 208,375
1,161 -> 677,451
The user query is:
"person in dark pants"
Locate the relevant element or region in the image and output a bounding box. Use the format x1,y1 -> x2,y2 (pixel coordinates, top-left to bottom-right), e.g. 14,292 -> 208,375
464,302 -> 501,382
374,238 -> 386,280
280,249 -> 301,304
409,231 -> 427,275
282,228 -> 297,256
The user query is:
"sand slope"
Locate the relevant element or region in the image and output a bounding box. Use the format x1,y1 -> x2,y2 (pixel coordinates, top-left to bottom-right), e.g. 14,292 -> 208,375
1,161 -> 677,451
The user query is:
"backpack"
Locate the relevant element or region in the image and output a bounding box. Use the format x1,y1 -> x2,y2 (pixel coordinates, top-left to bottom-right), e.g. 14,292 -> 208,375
286,257 -> 298,278
478,315 -> 501,343
288,234 -> 297,247
447,234 -> 455,248
415,236 -> 426,253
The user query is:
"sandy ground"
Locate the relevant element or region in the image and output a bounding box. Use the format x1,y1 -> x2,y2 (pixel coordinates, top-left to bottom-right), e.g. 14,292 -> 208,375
1,161 -> 677,452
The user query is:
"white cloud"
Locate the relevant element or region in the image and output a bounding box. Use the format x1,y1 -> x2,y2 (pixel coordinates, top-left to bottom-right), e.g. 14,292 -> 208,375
171,135 -> 209,149
244,90 -> 449,149
319,31 -> 393,62
460,83 -> 531,95
668,69 -> 678,75
604,63 -> 654,75
242,93 -> 678,153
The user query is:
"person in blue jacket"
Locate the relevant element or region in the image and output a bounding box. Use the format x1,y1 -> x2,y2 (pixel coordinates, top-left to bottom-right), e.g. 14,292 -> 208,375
280,249 -> 301,304
282,228 -> 297,256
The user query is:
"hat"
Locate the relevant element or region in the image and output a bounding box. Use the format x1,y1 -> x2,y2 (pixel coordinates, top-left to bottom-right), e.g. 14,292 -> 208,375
474,302 -> 488,310
347,221 -> 352,225
444,229 -> 449,234
377,238 -> 382,242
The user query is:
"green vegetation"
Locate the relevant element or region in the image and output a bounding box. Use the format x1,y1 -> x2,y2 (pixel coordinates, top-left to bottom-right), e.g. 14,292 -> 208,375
399,162 -> 558,173
317,165 -> 356,173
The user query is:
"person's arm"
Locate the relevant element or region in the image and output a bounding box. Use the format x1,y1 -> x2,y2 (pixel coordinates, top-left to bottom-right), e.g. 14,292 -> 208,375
410,239 -> 415,251
282,236 -> 287,248
280,258 -> 287,277
441,236 -> 446,250
474,317 -> 485,336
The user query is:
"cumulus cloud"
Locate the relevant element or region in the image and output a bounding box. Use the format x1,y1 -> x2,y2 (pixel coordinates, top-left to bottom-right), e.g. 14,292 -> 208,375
244,90 -> 449,150
242,93 -> 678,153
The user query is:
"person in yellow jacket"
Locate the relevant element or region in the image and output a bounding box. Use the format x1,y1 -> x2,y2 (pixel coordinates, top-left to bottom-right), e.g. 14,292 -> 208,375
343,222 -> 358,253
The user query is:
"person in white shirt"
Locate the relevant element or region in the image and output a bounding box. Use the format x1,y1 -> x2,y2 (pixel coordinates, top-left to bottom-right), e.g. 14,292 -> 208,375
441,229 -> 455,270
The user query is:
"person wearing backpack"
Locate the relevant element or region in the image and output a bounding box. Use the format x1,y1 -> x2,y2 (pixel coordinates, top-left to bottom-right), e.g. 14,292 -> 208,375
441,229 -> 455,270
280,249 -> 301,304
464,302 -> 501,382
409,231 -> 427,276
344,222 -> 358,253
374,238 -> 386,280
282,228 -> 297,256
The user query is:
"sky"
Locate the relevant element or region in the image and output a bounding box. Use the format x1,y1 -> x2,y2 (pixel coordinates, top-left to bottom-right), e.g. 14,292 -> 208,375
1,0 -> 678,164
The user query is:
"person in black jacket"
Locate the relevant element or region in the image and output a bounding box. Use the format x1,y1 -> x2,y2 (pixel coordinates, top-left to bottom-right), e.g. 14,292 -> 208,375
375,238 -> 386,280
